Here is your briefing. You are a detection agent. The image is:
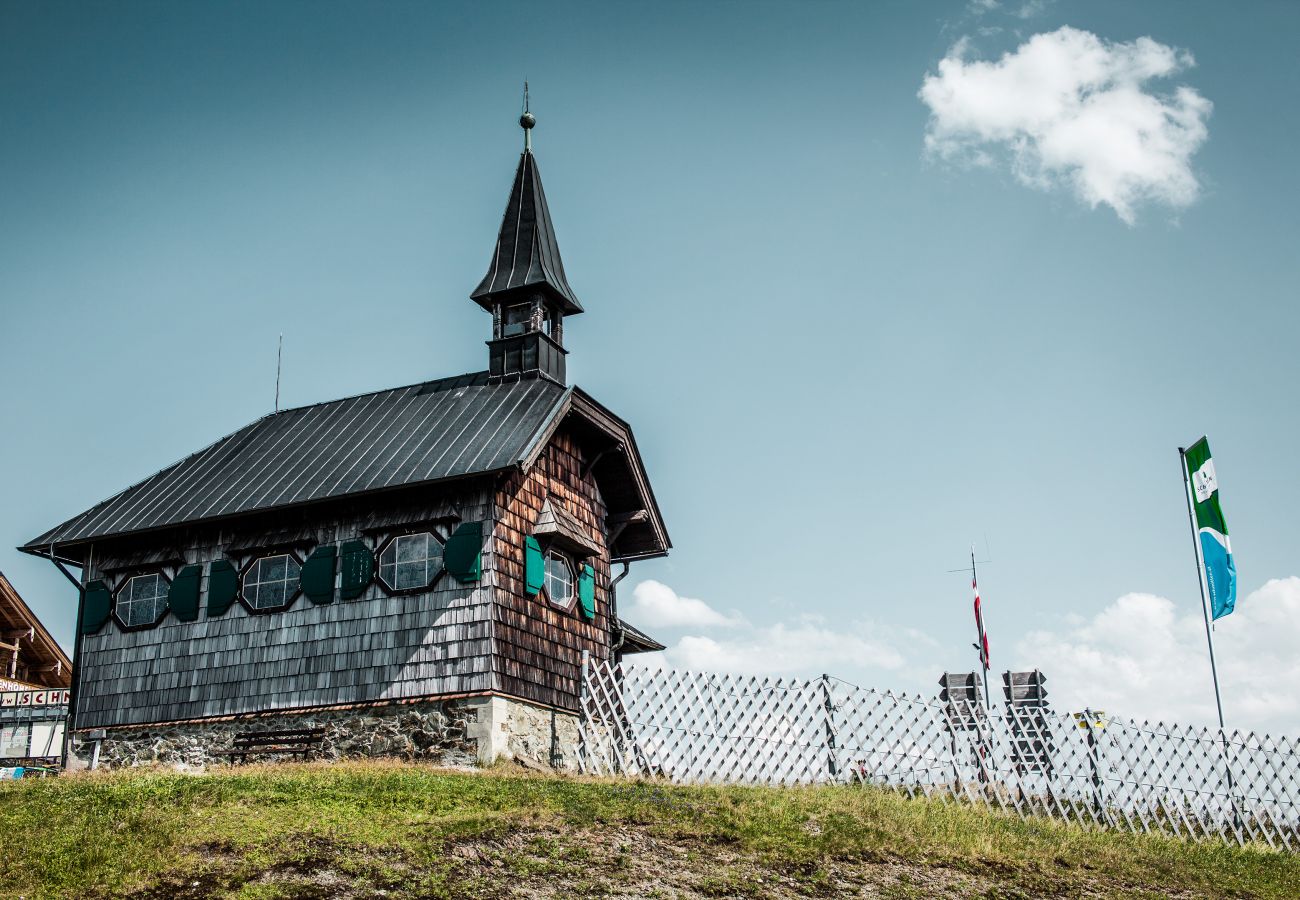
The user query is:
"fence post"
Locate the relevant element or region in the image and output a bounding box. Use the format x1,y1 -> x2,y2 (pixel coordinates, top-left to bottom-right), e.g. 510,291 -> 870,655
577,650 -> 590,774
1083,708 -> 1108,824
821,675 -> 837,783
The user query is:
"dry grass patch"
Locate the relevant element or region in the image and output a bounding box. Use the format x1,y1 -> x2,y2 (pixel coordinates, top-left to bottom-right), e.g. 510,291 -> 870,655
0,761 -> 1295,898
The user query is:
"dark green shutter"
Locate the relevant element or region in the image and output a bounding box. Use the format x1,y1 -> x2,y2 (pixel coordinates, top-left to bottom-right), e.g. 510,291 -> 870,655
578,564 -> 596,620
443,521 -> 483,584
207,560 -> 238,617
300,545 -> 338,604
81,580 -> 111,634
524,536 -> 545,596
338,540 -> 374,600
168,565 -> 203,622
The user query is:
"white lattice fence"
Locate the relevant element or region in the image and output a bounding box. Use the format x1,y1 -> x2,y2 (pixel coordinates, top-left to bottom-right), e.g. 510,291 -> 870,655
577,660 -> 1300,850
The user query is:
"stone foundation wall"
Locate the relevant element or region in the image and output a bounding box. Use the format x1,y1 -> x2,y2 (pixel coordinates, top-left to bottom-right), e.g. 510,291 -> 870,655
504,697 -> 584,771
70,694 -> 583,772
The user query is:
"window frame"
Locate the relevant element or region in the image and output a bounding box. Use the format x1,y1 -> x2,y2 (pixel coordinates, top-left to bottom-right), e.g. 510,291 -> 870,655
112,571 -> 172,632
374,530 -> 447,596
238,551 -> 304,615
501,302 -> 535,337
542,549 -> 577,611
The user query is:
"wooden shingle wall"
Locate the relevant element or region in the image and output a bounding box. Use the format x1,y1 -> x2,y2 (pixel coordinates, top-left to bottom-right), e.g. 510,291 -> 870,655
74,488 -> 496,730
491,428 -> 612,712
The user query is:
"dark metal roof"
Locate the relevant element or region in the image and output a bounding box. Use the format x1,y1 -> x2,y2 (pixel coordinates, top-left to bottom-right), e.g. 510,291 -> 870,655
22,372 -> 565,551
471,150 -> 583,315
618,618 -> 666,654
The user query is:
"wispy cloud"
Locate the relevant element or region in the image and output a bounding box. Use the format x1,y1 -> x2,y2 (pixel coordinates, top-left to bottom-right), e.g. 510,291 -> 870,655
1016,578 -> 1300,734
622,580 -> 929,682
625,579 -> 744,629
660,615 -> 910,676
919,26 -> 1212,224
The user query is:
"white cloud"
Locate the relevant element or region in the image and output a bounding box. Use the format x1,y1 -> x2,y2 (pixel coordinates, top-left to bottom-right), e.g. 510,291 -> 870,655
625,579 -> 743,628
1014,0 -> 1052,19
635,613 -> 914,678
622,581 -> 938,687
919,26 -> 1212,223
1016,578 -> 1300,735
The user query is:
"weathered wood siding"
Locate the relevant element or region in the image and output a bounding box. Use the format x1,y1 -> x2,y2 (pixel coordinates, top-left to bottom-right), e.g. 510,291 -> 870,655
75,487 -> 497,729
491,428 -> 612,711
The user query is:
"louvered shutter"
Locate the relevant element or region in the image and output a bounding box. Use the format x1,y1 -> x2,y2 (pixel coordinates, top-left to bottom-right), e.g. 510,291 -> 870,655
577,564 -> 596,620
443,522 -> 483,584
81,580 -> 112,634
524,536 -> 545,596
168,565 -> 203,622
300,545 -> 338,605
207,560 -> 238,617
338,540 -> 374,600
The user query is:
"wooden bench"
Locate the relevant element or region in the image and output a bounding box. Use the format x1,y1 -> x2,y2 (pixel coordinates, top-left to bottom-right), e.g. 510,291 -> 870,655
221,727 -> 325,764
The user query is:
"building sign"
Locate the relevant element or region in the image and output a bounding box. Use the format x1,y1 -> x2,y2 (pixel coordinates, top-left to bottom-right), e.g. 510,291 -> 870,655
0,690 -> 71,708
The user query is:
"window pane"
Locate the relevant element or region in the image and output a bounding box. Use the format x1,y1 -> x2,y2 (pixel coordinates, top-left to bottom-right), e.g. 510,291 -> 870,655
379,533 -> 440,592
261,581 -> 288,609
545,553 -> 573,607
262,556 -> 287,583
245,555 -> 298,610
121,574 -> 164,627
1,724 -> 30,757
396,534 -> 426,564
395,560 -> 424,590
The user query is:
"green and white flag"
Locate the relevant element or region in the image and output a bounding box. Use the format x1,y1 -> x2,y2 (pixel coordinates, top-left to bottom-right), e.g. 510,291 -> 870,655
1184,438 -> 1237,620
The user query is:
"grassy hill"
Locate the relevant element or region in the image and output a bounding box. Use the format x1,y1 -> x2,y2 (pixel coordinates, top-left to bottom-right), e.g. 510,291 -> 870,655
1,762 -> 1296,898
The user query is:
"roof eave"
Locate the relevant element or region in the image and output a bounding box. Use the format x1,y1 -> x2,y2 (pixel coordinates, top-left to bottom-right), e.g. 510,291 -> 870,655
18,466 -> 514,561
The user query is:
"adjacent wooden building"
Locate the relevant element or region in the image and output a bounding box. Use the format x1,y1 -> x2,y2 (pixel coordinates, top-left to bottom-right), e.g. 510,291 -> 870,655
1,572 -> 72,766
0,572 -> 70,692
19,111 -> 669,769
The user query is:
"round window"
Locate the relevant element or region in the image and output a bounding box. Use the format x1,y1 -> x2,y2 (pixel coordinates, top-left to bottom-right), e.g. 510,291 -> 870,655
242,554 -> 302,612
378,532 -> 444,593
544,551 -> 575,609
115,573 -> 169,629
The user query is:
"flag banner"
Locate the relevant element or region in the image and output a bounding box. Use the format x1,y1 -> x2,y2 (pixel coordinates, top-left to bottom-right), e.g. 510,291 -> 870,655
1185,437 -> 1237,620
973,578 -> 990,668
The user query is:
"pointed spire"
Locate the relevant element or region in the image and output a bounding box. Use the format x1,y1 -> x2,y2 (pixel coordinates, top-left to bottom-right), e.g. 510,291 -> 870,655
471,98 -> 583,315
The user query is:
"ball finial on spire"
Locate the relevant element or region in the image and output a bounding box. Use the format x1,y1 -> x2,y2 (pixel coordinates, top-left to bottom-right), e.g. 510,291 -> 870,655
519,81 -> 535,148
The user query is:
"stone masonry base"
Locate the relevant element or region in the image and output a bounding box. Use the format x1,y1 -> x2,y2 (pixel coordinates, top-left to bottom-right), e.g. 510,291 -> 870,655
69,694 -> 582,772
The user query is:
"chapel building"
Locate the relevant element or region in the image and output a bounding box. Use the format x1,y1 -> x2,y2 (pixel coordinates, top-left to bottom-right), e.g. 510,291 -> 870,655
19,109 -> 669,769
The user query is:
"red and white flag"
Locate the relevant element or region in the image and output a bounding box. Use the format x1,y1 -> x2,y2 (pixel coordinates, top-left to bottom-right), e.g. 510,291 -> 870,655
973,577 -> 990,670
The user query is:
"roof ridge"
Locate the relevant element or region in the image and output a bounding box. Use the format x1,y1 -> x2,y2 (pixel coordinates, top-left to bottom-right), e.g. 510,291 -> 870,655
270,371 -> 490,418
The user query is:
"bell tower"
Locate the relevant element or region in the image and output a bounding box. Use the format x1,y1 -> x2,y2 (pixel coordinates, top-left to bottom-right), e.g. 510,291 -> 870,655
472,89 -> 584,385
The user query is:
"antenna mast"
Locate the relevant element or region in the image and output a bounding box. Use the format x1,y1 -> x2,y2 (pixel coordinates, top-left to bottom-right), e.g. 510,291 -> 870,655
275,334 -> 283,412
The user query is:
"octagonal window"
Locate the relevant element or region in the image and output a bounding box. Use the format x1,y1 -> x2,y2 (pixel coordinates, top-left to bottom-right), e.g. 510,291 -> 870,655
115,573 -> 169,630
544,551 -> 575,610
378,532 -> 444,593
242,553 -> 302,613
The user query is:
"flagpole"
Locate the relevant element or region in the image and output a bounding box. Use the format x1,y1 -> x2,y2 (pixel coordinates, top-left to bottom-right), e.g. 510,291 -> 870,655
1178,447 -> 1226,731
972,546 -> 992,711
1179,446 -> 1239,833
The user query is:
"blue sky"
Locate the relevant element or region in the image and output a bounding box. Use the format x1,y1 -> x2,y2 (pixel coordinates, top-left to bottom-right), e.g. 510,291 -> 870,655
2,1 -> 1297,730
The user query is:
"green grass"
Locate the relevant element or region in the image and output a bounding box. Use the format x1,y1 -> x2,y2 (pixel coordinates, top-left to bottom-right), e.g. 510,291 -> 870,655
0,761 -> 1296,898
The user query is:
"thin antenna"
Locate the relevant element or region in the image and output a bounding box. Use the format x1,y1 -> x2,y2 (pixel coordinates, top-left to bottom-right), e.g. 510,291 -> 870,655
275,334 -> 283,412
